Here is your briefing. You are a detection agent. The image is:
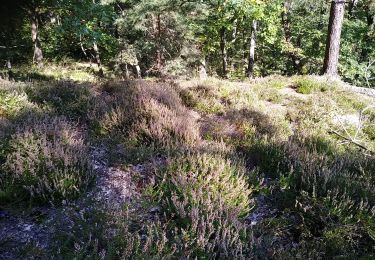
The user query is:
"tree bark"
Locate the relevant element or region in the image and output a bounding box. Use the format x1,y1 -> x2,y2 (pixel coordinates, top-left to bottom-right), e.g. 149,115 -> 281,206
152,14 -> 163,72
368,15 -> 374,27
93,41 -> 104,77
323,0 -> 346,77
31,11 -> 43,66
247,20 -> 257,79
156,14 -> 162,70
367,3 -> 374,28
220,26 -> 228,78
135,64 -> 141,78
199,56 -> 207,79
348,0 -> 358,16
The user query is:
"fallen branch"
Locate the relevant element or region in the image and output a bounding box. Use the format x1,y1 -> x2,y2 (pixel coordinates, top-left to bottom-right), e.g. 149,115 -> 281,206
341,84 -> 375,98
328,130 -> 374,154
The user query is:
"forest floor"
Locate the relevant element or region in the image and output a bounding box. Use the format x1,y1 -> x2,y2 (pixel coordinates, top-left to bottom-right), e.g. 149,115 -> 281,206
0,65 -> 374,259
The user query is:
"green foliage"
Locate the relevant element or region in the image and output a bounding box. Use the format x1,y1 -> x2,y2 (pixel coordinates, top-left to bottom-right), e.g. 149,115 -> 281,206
0,90 -> 36,118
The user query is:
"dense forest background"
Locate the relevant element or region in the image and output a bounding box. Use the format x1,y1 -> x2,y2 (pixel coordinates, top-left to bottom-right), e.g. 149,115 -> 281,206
1,0 -> 375,87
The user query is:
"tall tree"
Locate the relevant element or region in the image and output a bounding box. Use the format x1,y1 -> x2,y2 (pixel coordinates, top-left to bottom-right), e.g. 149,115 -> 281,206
24,0 -> 56,66
31,7 -> 43,65
247,20 -> 257,78
220,26 -> 228,78
323,0 -> 346,76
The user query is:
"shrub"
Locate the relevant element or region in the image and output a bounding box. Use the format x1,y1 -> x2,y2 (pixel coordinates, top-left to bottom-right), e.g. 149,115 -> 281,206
178,80 -> 227,114
243,132 -> 375,258
159,153 -> 251,216
0,90 -> 37,118
258,88 -> 283,103
25,81 -> 93,119
295,77 -> 328,94
0,116 -> 93,204
51,207 -> 179,259
155,153 -> 252,258
91,81 -> 200,147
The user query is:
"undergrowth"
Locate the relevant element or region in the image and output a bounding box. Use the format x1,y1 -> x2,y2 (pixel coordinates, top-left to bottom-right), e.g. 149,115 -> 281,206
0,116 -> 93,204
0,74 -> 374,259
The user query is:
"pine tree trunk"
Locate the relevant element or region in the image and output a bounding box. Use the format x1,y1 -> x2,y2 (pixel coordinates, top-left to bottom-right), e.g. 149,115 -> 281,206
220,27 -> 228,78
323,0 -> 346,77
31,11 -> 43,66
247,20 -> 257,79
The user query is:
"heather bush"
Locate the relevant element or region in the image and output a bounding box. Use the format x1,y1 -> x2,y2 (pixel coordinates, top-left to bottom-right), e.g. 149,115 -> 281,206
243,133 -> 375,258
52,207 -> 189,259
25,81 -> 93,119
52,194 -> 251,259
91,81 -> 200,147
178,80 -> 229,114
154,153 -> 252,258
159,153 -> 251,215
0,116 -> 93,203
174,77 -> 374,258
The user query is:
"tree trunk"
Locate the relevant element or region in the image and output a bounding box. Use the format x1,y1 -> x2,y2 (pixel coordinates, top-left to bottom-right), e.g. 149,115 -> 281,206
93,41 -> 104,77
135,64 -> 141,78
247,20 -> 257,79
231,19 -> 238,44
124,64 -> 130,79
80,34 -> 89,60
368,15 -> 374,27
31,11 -> 43,66
156,14 -> 162,71
152,14 -> 163,72
348,0 -> 358,16
323,0 -> 346,77
199,56 -> 207,79
242,29 -> 248,76
220,27 -> 228,78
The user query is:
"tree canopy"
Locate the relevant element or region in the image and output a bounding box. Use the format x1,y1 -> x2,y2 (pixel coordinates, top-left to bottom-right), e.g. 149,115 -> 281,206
0,0 -> 374,86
